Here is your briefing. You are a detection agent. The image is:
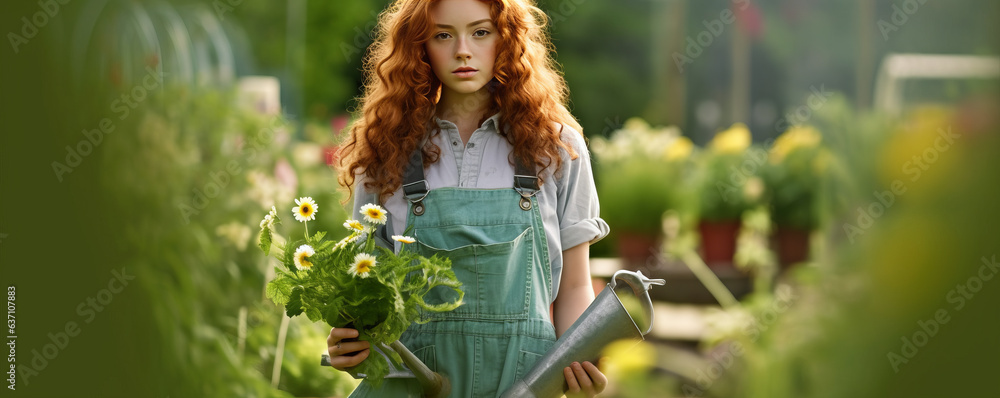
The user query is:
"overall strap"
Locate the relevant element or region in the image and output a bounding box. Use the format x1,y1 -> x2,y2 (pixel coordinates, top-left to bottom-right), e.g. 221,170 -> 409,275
401,147 -> 429,215
400,144 -> 541,215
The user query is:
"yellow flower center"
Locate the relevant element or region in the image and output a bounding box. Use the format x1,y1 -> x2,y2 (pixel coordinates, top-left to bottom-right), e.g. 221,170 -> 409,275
357,260 -> 373,274
297,254 -> 313,268
300,205 -> 313,216
366,209 -> 380,218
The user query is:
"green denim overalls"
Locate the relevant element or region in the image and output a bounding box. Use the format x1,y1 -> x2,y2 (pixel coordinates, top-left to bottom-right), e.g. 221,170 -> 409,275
349,149 -> 557,397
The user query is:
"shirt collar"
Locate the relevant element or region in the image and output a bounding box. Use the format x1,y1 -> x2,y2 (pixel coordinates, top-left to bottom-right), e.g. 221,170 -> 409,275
434,112 -> 502,131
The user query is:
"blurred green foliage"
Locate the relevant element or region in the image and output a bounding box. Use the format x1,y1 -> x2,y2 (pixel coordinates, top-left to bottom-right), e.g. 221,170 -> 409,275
3,0 -> 999,397
96,84 -> 356,397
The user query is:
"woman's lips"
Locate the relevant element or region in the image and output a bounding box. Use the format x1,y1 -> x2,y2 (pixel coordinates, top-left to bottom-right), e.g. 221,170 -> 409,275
453,68 -> 477,78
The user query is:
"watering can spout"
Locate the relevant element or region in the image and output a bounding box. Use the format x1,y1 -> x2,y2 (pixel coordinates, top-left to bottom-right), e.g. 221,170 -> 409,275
499,270 -> 665,398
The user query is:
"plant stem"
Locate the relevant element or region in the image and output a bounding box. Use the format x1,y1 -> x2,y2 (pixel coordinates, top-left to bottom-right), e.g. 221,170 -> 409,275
304,222 -> 310,240
681,250 -> 740,309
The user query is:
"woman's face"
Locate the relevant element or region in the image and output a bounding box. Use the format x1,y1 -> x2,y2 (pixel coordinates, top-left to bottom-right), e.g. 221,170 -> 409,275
426,0 -> 497,99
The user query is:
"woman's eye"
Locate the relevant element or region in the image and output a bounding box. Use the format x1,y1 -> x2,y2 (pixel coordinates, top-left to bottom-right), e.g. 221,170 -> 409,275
435,32 -> 451,40
473,29 -> 490,37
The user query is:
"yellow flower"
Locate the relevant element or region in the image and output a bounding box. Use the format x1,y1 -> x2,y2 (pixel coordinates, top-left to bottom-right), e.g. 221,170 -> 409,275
623,117 -> 651,133
348,253 -> 377,278
360,203 -> 388,225
392,235 -> 416,244
292,197 -> 318,222
664,136 -> 693,161
293,244 -> 316,271
743,176 -> 764,201
600,339 -> 655,381
710,123 -> 751,154
770,125 -> 822,164
343,219 -> 365,232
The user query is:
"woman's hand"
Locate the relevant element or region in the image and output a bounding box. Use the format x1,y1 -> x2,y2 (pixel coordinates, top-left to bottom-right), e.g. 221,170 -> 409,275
326,327 -> 371,371
564,360 -> 607,397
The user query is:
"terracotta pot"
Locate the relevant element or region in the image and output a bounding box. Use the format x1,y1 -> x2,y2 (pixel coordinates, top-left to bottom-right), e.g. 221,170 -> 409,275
773,226 -> 810,269
698,220 -> 740,265
615,231 -> 661,270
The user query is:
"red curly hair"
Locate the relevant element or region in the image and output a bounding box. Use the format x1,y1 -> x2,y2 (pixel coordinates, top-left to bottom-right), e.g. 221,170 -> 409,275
337,0 -> 584,201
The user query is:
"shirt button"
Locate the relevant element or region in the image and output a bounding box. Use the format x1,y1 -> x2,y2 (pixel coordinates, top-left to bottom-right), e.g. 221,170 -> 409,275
452,141 -> 458,146
467,142 -> 475,148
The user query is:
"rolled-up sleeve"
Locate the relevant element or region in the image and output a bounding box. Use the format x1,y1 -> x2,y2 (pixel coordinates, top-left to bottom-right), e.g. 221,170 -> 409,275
556,126 -> 610,250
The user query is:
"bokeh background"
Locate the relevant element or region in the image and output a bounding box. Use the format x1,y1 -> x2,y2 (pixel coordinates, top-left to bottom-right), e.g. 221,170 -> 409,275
2,0 -> 998,397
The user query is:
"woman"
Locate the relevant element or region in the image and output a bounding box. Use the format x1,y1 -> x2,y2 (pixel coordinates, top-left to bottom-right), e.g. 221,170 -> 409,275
330,0 -> 610,396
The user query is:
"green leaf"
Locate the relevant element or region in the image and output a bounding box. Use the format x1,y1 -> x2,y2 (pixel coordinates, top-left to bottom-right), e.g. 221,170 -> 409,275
309,230 -> 327,244
350,349 -> 389,388
281,239 -> 304,272
265,276 -> 293,305
258,227 -> 273,256
315,239 -> 336,252
305,305 -> 322,322
285,287 -> 304,317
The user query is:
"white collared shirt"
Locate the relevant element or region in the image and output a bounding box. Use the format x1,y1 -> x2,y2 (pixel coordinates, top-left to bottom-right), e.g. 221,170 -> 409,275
353,113 -> 610,301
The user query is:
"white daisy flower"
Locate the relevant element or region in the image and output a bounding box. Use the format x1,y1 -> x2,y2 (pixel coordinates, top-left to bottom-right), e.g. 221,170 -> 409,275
348,253 -> 377,278
293,197 -> 318,222
333,233 -> 361,251
343,219 -> 365,232
259,214 -> 273,229
293,244 -> 316,271
392,235 -> 416,244
360,203 -> 388,225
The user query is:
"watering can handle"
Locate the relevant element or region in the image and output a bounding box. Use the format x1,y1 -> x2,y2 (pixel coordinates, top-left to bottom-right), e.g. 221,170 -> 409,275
608,270 -> 665,335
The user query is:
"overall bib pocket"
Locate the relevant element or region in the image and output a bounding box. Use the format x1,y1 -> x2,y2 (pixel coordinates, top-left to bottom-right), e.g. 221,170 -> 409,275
415,225 -> 535,319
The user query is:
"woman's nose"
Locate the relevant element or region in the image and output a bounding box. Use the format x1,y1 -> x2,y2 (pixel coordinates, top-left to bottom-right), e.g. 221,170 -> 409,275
455,38 -> 472,59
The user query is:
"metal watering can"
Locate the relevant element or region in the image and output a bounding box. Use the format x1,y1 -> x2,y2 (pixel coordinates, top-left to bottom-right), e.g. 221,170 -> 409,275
499,269 -> 664,398
321,269 -> 663,398
322,340 -> 451,397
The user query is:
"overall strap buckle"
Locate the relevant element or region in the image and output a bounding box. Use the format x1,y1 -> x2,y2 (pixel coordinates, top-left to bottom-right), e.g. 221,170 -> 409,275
513,154 -> 539,211
402,145 -> 429,216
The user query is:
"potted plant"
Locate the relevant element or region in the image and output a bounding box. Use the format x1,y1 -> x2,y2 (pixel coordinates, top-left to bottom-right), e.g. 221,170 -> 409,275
695,123 -> 766,265
592,118 -> 695,268
762,125 -> 830,269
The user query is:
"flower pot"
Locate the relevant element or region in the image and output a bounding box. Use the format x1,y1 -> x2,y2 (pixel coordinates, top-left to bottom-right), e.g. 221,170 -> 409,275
773,226 -> 810,270
615,231 -> 661,270
698,220 -> 740,265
